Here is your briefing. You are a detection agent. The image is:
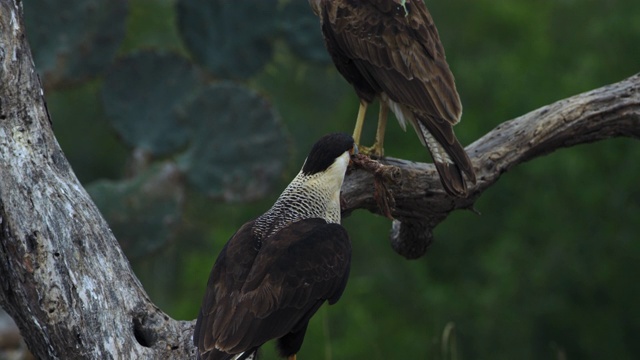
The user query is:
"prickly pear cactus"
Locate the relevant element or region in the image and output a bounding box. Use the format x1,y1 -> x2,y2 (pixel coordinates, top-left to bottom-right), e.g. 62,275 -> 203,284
23,0 -> 128,87
177,82 -> 289,202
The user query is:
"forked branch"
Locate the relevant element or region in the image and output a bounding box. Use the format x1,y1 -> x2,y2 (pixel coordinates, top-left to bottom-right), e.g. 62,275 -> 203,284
1,0 -> 639,358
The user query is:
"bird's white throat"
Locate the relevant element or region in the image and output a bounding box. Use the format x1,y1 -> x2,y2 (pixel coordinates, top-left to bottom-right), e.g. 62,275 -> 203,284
253,151 -> 350,239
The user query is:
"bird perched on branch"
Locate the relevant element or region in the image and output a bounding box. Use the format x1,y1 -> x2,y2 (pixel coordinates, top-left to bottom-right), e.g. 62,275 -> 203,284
309,0 -> 476,197
194,133 -> 356,360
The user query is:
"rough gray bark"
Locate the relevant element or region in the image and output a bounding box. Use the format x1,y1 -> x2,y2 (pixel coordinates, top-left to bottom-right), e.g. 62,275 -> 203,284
0,1 -> 194,359
0,0 -> 638,359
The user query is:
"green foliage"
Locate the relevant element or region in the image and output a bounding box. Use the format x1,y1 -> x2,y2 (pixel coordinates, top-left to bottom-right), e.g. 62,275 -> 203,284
176,0 -> 279,79
278,0 -> 331,64
177,82 -> 289,202
101,51 -> 203,156
175,0 -> 330,79
44,80 -> 129,183
21,0 -> 640,359
121,0 -> 186,54
86,164 -> 184,260
23,0 -> 128,88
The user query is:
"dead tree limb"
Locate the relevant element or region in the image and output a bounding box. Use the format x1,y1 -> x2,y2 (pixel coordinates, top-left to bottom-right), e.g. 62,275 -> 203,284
0,0 -> 638,358
342,72 -> 640,258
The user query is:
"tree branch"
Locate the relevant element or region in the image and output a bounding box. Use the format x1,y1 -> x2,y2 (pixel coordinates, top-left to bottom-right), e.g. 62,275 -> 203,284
342,72 -> 640,258
1,0 -> 639,357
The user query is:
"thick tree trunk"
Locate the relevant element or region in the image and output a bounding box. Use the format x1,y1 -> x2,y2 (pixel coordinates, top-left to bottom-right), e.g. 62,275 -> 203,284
0,0 -> 638,358
0,1 -> 194,359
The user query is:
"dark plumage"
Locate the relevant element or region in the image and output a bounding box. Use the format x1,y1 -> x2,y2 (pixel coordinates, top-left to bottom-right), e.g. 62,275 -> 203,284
194,133 -> 355,360
309,0 -> 476,197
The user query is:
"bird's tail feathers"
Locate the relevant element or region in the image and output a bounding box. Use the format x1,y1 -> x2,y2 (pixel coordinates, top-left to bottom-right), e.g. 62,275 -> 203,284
386,100 -> 475,197
433,160 -> 467,197
417,120 -> 476,197
235,350 -> 258,360
198,348 -> 258,360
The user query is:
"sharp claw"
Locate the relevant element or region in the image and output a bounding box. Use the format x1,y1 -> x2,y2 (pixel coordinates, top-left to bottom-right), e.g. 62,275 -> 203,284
358,144 -> 384,158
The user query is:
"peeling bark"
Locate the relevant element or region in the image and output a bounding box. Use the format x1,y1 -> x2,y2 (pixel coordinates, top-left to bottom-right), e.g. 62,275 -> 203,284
0,0 -> 639,358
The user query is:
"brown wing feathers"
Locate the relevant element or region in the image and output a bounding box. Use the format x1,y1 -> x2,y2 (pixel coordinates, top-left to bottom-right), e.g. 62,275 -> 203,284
324,1 -> 461,121
318,0 -> 475,195
194,218 -> 351,358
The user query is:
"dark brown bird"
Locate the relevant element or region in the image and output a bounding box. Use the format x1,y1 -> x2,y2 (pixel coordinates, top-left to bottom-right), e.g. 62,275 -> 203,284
194,133 -> 356,360
309,0 -> 476,197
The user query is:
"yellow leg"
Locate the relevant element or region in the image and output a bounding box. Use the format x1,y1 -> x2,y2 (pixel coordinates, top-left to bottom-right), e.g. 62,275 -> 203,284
352,101 -> 368,146
287,355 -> 296,360
372,102 -> 389,157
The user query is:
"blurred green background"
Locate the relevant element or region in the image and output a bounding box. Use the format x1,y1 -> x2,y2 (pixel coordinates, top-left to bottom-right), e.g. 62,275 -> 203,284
19,0 -> 640,359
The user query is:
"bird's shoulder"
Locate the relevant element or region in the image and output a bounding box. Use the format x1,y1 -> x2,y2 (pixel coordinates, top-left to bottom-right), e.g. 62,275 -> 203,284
323,0 -> 438,52
195,220 -> 258,334
211,219 -> 261,286
239,218 -> 351,311
244,218 -> 351,285
263,217 -> 348,249
209,218 -> 351,304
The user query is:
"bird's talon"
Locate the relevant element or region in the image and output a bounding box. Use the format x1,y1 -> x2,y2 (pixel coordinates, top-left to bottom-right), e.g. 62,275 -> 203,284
358,144 -> 384,158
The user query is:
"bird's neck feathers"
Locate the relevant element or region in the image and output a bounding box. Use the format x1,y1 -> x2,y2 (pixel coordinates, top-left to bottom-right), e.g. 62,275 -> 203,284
253,152 -> 350,240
